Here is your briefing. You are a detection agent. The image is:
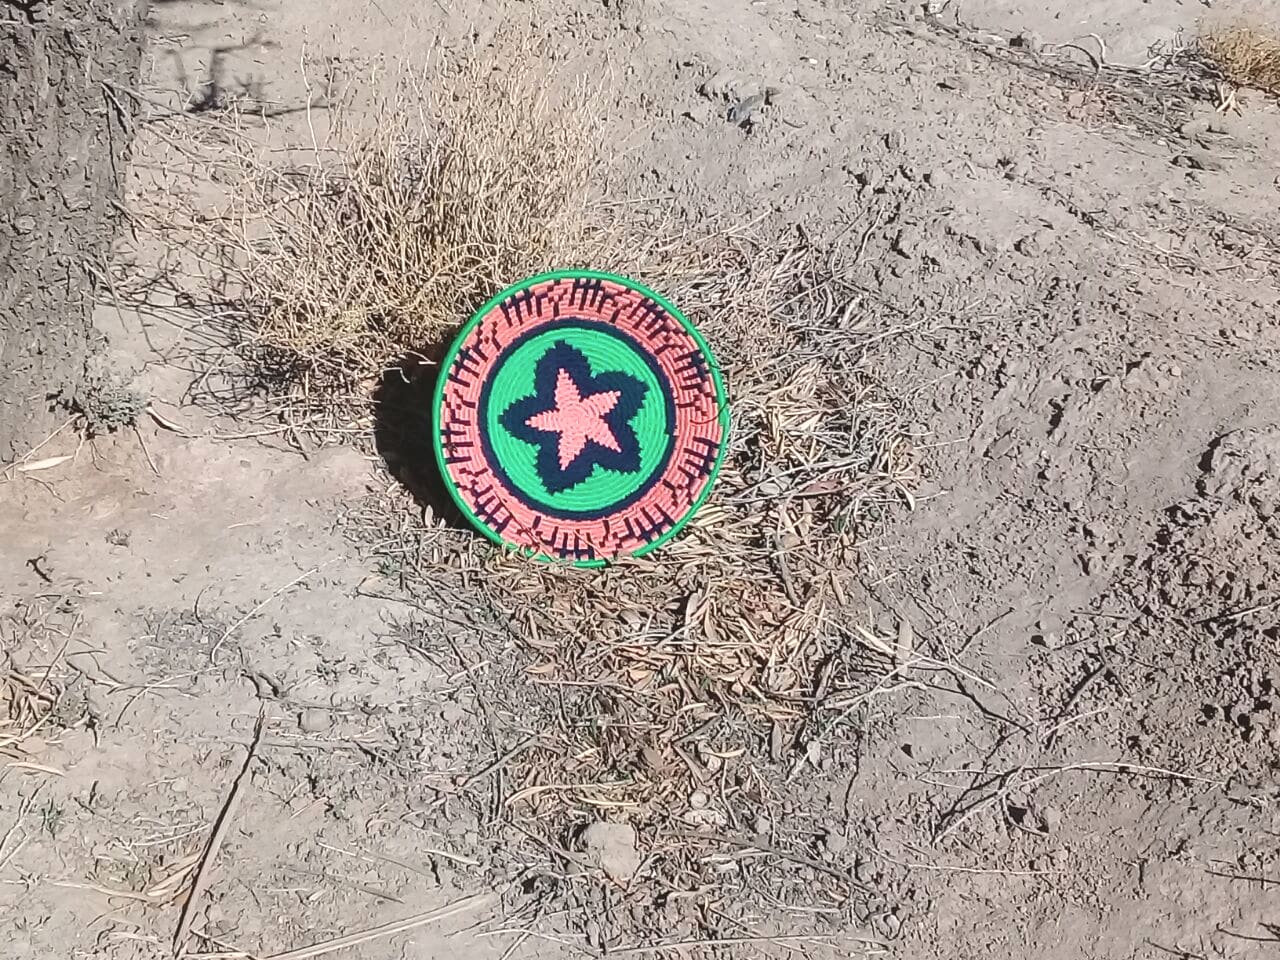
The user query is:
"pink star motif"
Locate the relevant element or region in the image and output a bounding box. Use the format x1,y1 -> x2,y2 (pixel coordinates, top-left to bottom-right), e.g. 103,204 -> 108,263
525,369 -> 622,471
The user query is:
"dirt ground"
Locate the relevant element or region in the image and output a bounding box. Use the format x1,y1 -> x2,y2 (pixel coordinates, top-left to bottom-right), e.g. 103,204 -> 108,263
4,0 -> 1280,958
0,0 -> 145,463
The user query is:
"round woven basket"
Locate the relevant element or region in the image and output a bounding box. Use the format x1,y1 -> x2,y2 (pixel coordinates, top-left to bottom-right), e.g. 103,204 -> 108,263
432,270 -> 729,566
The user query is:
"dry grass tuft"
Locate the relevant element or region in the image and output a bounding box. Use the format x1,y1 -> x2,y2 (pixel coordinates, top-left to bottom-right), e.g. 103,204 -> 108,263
1,598 -> 81,766
1202,18 -> 1280,95
211,48 -> 608,388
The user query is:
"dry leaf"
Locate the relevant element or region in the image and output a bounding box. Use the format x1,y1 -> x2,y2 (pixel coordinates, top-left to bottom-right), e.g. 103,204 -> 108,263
17,455 -> 72,473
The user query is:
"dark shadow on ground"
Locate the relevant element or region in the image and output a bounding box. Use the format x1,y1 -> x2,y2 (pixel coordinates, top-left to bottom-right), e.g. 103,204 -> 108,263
372,348 -> 466,526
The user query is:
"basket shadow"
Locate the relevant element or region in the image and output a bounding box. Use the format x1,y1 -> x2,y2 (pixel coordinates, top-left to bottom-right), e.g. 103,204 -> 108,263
372,349 -> 466,527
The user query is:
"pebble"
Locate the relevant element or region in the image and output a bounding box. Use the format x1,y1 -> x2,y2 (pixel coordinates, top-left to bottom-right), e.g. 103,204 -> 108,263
1041,805 -> 1063,834
1011,30 -> 1043,53
878,912 -> 903,939
299,708 -> 331,734
855,859 -> 876,884
860,167 -> 885,192
580,821 -> 642,882
1173,149 -> 1227,172
883,130 -> 904,151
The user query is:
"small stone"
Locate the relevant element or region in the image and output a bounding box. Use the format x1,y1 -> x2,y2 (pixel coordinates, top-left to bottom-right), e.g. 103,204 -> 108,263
859,167 -> 884,192
924,168 -> 950,189
986,434 -> 1015,460
823,829 -> 849,855
1173,149 -> 1227,172
883,130 -> 904,151
1011,30 -> 1043,53
579,821 -> 642,882
877,912 -> 902,939
1041,805 -> 1063,833
13,215 -> 36,234
805,741 -> 822,766
938,75 -> 973,95
299,708 -> 331,734
689,790 -> 709,810
440,702 -> 467,724
445,818 -> 469,838
855,859 -> 876,884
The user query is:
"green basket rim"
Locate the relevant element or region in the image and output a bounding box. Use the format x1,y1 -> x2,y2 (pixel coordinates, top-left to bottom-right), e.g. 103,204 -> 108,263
431,269 -> 730,568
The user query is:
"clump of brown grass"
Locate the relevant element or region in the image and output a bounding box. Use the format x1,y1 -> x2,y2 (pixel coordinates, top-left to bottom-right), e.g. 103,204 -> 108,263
214,47 -> 608,387
1,599 -> 77,764
1202,18 -> 1280,95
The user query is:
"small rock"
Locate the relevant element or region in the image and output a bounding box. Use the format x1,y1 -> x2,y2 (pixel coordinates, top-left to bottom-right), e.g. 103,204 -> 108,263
440,702 -> 467,724
986,434 -> 1015,460
579,821 -> 642,882
689,790 -> 709,810
892,226 -> 921,258
859,167 -> 885,192
727,92 -> 767,126
1041,805 -> 1063,834
855,859 -> 876,885
445,817 -> 470,838
298,708 -> 331,734
1011,30 -> 1043,53
13,214 -> 36,234
883,130 -> 904,151
1173,148 -> 1227,172
700,70 -> 759,102
924,168 -> 950,189
877,911 -> 903,939
823,829 -> 849,855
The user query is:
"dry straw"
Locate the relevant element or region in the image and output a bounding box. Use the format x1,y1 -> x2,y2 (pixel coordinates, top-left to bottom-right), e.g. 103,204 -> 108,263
1201,17 -> 1280,95
211,47 -> 610,390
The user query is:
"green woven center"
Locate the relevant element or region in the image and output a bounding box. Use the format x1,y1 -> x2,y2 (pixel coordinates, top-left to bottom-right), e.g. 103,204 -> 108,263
484,325 -> 670,512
